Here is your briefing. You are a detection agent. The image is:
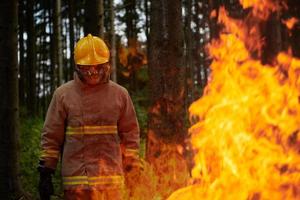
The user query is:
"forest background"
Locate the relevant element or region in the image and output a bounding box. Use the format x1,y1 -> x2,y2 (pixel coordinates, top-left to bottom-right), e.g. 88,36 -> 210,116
1,0 -> 300,199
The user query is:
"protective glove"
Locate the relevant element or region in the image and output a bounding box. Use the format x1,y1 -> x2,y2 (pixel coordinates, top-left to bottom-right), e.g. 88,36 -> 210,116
123,156 -> 143,173
38,166 -> 54,200
123,157 -> 145,197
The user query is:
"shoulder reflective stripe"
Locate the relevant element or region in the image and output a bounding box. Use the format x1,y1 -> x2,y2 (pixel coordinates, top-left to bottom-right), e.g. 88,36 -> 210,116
66,125 -> 117,135
40,149 -> 60,159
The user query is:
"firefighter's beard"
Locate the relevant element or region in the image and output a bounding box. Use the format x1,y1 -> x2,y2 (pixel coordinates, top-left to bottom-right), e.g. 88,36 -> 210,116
85,71 -> 101,85
76,67 -> 107,86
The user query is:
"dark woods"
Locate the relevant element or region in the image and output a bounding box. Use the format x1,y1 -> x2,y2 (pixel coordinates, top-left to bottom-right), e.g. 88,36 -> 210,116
0,0 -> 300,199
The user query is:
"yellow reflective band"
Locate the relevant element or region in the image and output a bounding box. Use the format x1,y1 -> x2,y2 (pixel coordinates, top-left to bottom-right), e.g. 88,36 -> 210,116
64,179 -> 124,185
40,150 -> 60,159
63,176 -> 88,180
40,153 -> 59,159
89,176 -> 123,181
63,175 -> 123,180
64,181 -> 89,185
124,148 -> 139,157
66,125 -> 117,135
89,180 -> 124,185
67,131 -> 117,135
63,175 -> 124,186
67,125 -> 117,131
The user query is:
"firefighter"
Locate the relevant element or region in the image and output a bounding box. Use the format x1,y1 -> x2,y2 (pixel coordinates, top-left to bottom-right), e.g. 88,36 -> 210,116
38,34 -> 140,200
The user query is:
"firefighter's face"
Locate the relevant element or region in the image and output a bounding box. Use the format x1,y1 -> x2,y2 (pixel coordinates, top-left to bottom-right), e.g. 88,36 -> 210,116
76,63 -> 109,85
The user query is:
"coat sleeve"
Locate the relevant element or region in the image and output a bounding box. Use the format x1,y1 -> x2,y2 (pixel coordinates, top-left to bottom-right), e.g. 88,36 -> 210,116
40,90 -> 66,170
118,90 -> 140,161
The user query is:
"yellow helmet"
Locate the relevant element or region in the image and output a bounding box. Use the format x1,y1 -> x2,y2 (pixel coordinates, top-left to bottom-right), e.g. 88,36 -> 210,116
74,34 -> 110,65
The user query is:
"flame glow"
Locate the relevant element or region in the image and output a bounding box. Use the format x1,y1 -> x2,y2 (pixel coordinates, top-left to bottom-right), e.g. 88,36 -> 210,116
240,0 -> 280,19
283,17 -> 299,30
168,1 -> 300,200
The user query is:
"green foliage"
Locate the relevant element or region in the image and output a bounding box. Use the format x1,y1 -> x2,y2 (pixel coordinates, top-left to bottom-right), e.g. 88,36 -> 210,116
136,65 -> 149,83
19,117 -> 63,199
19,117 -> 42,198
131,85 -> 148,140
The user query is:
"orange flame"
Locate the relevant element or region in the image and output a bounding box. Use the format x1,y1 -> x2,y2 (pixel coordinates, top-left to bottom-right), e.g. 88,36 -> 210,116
240,0 -> 280,20
283,17 -> 299,30
118,39 -> 147,77
168,2 -> 300,200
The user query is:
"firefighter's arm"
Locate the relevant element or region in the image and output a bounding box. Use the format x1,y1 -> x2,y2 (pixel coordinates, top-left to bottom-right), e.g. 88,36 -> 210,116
39,90 -> 66,170
118,90 -> 140,171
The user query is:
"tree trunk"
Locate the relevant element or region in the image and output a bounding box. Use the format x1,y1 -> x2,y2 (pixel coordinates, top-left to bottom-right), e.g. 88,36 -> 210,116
147,0 -> 186,155
183,0 -> 194,110
192,0 -> 202,95
147,0 -> 188,198
110,0 -> 117,82
261,11 -> 282,65
125,0 -> 138,40
84,0 -> 104,36
54,0 -> 64,86
208,0 -> 221,40
287,0 -> 300,58
291,23 -> 300,58
99,0 -> 104,38
197,0 -> 210,89
18,0 -> 26,108
49,1 -> 56,95
124,0 -> 138,91
26,0 -> 37,116
144,0 -> 150,44
182,0 -> 196,174
0,0 -> 23,198
36,36 -> 42,116
68,0 -> 75,80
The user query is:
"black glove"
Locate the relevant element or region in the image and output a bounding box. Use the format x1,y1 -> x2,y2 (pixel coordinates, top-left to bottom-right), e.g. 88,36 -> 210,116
38,166 -> 54,200
123,156 -> 143,173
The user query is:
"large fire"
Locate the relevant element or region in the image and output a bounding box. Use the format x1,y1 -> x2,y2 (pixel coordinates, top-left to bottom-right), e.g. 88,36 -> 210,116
168,1 -> 300,200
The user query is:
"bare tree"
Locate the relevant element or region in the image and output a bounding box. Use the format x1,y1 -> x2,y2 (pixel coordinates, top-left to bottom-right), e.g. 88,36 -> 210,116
124,0 -> 139,91
18,0 -> 26,108
147,0 -> 189,198
54,0 -> 64,85
84,0 -> 105,36
0,0 -> 23,198
26,0 -> 37,116
110,0 -> 117,82
68,0 -> 75,80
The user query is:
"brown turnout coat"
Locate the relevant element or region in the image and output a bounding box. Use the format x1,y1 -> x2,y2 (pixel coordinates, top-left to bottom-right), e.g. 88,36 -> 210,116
40,74 -> 140,191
